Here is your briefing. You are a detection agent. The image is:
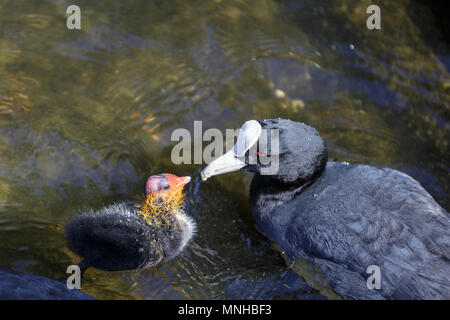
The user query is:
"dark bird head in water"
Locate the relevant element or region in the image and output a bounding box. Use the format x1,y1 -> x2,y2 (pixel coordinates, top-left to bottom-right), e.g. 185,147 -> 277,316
201,119 -> 328,186
65,173 -> 194,273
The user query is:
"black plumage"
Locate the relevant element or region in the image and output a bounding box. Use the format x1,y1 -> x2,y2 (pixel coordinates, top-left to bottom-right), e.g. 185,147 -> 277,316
65,202 -> 165,271
0,268 -> 94,300
203,118 -> 450,299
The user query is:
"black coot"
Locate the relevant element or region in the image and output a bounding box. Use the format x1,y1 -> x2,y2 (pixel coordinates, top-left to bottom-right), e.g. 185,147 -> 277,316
65,173 -> 195,273
201,119 -> 449,299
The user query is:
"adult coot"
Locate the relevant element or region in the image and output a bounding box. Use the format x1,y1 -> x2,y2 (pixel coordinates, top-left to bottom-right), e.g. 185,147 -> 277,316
65,173 -> 195,273
201,119 -> 449,300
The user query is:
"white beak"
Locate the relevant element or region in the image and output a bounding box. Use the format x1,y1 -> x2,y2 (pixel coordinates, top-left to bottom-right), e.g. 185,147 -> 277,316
201,120 -> 262,181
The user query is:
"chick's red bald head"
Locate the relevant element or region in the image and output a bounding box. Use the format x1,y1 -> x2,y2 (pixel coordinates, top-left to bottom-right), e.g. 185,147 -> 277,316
145,174 -> 191,196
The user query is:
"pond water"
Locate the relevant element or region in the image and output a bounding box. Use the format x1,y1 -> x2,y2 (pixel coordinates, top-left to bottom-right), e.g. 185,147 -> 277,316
0,0 -> 448,299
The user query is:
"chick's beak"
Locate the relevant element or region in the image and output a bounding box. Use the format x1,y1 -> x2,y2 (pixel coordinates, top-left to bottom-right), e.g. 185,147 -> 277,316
173,176 -> 191,190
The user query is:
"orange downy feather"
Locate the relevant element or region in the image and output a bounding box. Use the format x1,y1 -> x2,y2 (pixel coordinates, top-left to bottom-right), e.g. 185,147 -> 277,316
136,186 -> 185,227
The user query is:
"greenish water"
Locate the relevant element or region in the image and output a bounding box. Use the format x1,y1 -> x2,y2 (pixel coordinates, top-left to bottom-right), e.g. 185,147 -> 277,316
0,0 -> 448,299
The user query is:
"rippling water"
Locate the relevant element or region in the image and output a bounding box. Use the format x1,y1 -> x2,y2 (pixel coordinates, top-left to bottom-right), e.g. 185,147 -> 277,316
0,0 -> 448,299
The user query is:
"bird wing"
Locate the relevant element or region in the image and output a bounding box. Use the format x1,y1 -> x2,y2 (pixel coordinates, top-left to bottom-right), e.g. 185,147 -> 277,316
284,163 -> 450,299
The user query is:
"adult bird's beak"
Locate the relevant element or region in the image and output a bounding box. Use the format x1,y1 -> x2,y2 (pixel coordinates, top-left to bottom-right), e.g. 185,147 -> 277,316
201,149 -> 246,181
201,120 -> 262,181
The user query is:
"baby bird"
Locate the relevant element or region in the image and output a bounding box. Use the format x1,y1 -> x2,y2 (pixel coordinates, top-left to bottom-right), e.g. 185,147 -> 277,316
65,174 -> 195,273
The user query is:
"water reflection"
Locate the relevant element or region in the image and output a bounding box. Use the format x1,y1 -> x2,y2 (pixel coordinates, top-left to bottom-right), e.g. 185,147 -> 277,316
0,0 -> 448,299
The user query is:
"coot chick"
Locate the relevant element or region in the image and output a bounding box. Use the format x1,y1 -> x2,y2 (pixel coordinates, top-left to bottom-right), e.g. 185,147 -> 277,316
65,174 -> 195,272
201,119 -> 449,300
0,268 -> 94,300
